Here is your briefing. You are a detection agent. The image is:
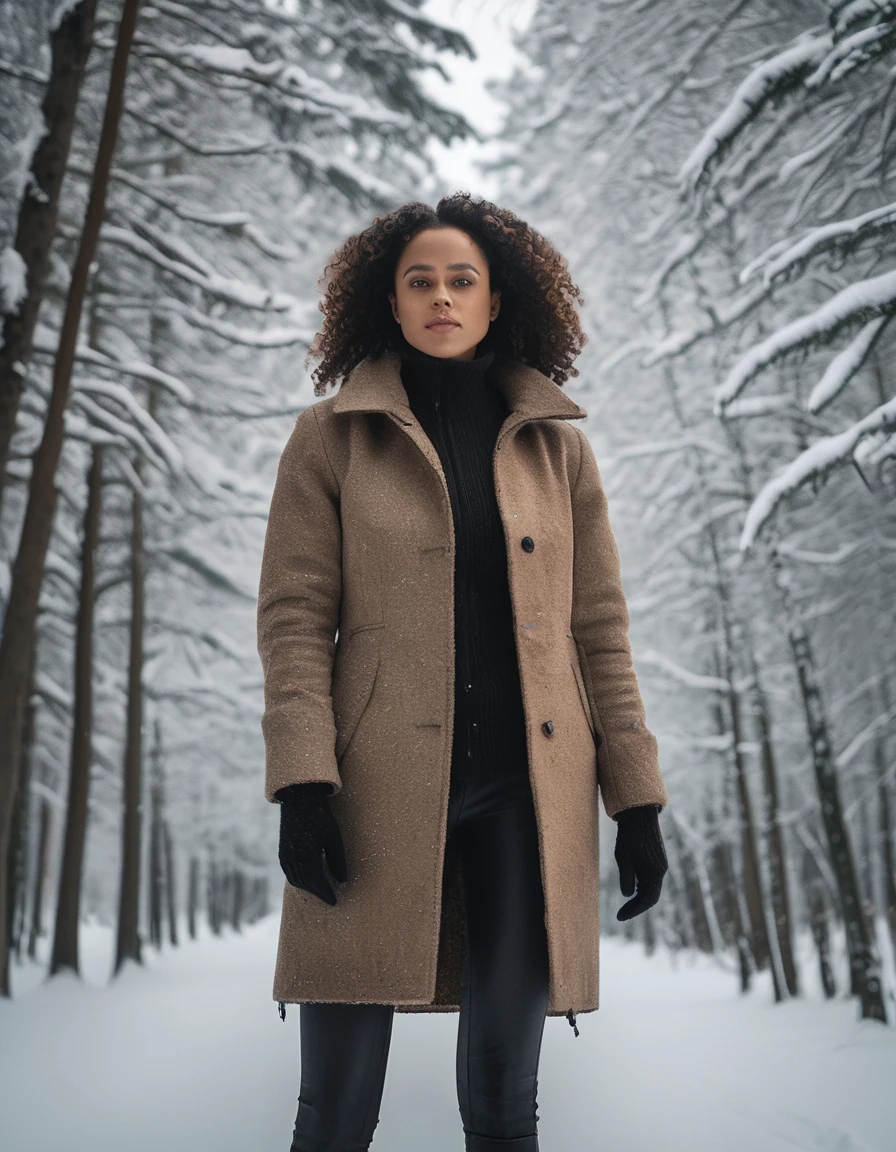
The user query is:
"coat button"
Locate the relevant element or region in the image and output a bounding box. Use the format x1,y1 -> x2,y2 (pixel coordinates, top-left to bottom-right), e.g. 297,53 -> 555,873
521,536 -> 535,552
542,720 -> 554,736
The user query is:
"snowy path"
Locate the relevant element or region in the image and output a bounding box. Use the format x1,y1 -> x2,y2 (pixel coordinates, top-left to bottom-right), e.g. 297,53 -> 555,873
2,915 -> 894,1152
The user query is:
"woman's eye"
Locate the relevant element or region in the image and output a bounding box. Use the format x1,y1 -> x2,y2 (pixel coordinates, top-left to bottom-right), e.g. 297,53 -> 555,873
410,278 -> 473,288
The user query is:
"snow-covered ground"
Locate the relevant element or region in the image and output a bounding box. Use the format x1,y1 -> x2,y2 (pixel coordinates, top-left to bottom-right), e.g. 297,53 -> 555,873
2,915 -> 894,1152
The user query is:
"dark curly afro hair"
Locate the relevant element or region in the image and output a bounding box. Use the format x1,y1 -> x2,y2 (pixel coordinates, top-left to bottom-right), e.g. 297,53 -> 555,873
305,191 -> 588,395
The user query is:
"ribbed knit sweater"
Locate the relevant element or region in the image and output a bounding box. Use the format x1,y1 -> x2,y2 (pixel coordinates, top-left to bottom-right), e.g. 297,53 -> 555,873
398,330 -> 528,781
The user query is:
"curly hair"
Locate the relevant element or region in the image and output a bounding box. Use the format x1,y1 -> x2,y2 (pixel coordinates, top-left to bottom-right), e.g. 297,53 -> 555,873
305,192 -> 588,394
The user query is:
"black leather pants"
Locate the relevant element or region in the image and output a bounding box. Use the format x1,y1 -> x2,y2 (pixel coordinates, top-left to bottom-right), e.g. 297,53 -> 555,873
290,768 -> 550,1152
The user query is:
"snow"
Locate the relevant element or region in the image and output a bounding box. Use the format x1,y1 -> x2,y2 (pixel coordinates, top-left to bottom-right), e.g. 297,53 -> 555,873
140,41 -> 412,129
49,0 -> 83,33
806,22 -> 892,88
721,394 -> 793,417
677,34 -> 833,193
808,315 -> 889,412
715,268 -> 896,412
740,199 -> 896,287
2,916 -> 894,1152
0,245 -> 28,315
98,226 -> 303,315
739,391 -> 896,548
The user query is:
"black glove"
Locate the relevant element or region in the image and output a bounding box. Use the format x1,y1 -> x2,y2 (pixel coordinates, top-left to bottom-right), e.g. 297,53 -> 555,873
275,782 -> 348,906
613,803 -> 667,921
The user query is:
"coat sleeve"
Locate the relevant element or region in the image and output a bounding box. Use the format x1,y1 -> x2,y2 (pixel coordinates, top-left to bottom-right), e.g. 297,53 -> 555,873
257,405 -> 343,803
570,426 -> 670,820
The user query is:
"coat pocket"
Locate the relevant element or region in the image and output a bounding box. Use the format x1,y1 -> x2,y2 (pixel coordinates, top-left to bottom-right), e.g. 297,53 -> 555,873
567,634 -> 598,744
332,625 -> 384,762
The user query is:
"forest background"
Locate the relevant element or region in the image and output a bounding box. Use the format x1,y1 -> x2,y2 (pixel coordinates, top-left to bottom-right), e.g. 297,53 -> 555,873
0,0 -> 894,1049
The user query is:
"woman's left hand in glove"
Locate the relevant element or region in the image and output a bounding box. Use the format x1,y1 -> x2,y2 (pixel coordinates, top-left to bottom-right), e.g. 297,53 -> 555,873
613,803 -> 668,921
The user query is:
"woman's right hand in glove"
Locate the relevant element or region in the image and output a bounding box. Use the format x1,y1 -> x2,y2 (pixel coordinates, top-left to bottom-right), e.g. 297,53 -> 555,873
275,782 -> 348,906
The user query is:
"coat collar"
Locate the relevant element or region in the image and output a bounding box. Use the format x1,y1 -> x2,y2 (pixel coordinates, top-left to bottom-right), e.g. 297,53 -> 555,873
331,349 -> 587,425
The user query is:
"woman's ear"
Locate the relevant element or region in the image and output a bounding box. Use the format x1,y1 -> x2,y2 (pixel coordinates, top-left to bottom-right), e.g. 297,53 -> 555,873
490,289 -> 501,322
388,291 -> 400,323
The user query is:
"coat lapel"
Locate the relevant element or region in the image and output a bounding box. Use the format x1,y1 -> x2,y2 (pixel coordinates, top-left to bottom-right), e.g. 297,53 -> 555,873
331,349 -> 588,429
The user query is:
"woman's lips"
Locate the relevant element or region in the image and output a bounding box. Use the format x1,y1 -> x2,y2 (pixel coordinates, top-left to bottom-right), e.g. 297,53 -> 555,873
426,321 -> 459,332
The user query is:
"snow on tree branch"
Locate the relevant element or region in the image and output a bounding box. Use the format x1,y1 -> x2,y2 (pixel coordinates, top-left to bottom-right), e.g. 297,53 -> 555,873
634,649 -> 731,692
0,247 -> 28,318
805,15 -> 896,87
807,315 -> 890,412
715,269 -> 896,413
641,282 -> 770,365
31,325 -> 194,402
740,391 -> 896,549
72,378 -> 184,473
739,199 -> 896,287
145,298 -> 313,349
98,225 -> 302,315
69,391 -> 181,475
127,39 -> 414,132
677,33 -> 832,196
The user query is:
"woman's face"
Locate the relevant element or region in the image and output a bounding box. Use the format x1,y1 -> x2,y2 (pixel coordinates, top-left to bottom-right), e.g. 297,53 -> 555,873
388,226 -> 501,361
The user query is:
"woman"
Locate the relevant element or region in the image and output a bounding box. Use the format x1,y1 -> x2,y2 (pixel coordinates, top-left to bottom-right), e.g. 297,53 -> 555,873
257,192 -> 671,1152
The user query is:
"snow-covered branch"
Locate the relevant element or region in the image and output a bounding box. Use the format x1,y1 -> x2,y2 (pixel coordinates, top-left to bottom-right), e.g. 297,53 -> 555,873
678,33 -> 833,195
715,269 -> 896,413
740,391 -> 896,548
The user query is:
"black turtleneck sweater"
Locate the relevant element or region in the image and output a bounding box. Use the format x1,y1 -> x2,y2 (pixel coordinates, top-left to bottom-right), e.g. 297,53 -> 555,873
397,332 -> 529,781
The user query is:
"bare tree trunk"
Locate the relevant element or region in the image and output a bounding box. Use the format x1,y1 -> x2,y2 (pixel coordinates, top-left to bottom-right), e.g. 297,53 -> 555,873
805,853 -> 837,1000
786,614 -> 886,1021
0,0 -> 141,998
114,477 -> 145,975
661,821 -> 693,951
148,726 -> 162,952
231,869 -> 244,933
49,443 -> 102,977
208,858 -> 221,936
6,637 -> 37,978
27,798 -> 52,960
877,738 -> 896,954
747,637 -> 799,996
677,828 -> 714,953
163,820 -> 177,947
716,775 -> 751,994
0,0 -> 98,509
187,855 -> 199,941
711,642 -> 771,980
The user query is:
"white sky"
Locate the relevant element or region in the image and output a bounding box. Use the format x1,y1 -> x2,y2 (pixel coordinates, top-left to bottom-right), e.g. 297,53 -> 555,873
416,0 -> 539,198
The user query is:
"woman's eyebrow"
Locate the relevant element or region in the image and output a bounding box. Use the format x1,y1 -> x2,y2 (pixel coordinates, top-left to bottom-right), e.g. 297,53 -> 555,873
402,262 -> 481,278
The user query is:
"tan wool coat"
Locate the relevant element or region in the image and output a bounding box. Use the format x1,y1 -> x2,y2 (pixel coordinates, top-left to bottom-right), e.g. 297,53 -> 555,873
256,348 -> 670,1021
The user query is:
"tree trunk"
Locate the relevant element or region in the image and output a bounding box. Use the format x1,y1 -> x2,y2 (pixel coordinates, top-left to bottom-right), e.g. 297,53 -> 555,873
187,855 -> 199,941
810,882 -> 837,1000
786,614 -> 886,1021
208,858 -> 222,936
27,798 -> 52,960
231,869 -> 244,933
5,636 -> 37,982
163,820 -> 177,947
0,0 -> 141,998
114,477 -> 145,975
877,738 -> 896,955
747,638 -> 799,997
717,773 -> 752,994
49,443 -> 102,977
0,0 -> 98,510
709,640 -> 771,984
148,728 -> 162,951
660,822 -> 692,952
